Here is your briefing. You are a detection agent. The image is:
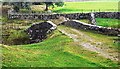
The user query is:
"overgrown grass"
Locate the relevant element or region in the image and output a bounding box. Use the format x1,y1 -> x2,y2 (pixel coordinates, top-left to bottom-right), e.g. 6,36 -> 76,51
53,2 -> 118,13
2,29 -> 119,67
1,17 -> 44,45
6,30 -> 30,45
96,18 -> 119,28
79,19 -> 90,24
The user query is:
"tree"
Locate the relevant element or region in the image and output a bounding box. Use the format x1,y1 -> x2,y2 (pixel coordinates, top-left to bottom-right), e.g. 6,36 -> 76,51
11,2 -> 31,12
44,2 -> 53,11
13,5 -> 20,12
55,2 -> 64,7
44,2 -> 64,11
11,2 -> 64,12
12,2 -> 21,12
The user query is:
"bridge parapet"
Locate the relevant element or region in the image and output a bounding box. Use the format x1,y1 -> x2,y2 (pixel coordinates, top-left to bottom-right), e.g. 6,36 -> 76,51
60,20 -> 120,36
25,21 -> 57,43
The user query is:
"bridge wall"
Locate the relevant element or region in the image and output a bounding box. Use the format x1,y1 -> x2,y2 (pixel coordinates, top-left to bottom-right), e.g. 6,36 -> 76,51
25,21 -> 57,43
60,20 -> 120,36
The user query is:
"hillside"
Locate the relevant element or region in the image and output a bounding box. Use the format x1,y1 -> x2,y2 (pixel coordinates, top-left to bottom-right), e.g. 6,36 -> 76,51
2,28 -> 119,67
1,1 -> 119,67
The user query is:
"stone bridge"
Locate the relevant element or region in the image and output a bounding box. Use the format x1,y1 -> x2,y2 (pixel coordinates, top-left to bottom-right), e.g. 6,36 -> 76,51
25,19 -> 119,44
25,21 -> 57,43
9,12 -> 119,43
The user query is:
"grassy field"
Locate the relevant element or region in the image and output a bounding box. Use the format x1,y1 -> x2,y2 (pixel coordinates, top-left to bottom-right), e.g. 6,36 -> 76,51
1,17 -> 119,67
2,13 -> 119,68
2,29 -> 119,67
53,2 -> 118,13
1,18 -> 119,67
2,30 -> 99,67
29,2 -> 119,13
79,18 -> 119,28
96,18 -> 120,28
2,1 -> 119,67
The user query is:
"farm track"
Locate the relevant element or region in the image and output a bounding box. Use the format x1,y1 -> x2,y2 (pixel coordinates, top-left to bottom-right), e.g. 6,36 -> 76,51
58,26 -> 118,61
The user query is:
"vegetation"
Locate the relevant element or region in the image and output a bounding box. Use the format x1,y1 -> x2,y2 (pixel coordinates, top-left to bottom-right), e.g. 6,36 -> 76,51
44,2 -> 64,11
7,30 -> 30,45
1,17 -> 44,45
78,18 -> 119,28
1,1 -> 119,67
19,2 -> 118,13
53,2 -> 118,13
2,30 -> 118,67
5,2 -> 64,12
96,18 -> 120,28
79,19 -> 90,24
3,2 -> 118,13
9,2 -> 31,12
58,25 -> 119,57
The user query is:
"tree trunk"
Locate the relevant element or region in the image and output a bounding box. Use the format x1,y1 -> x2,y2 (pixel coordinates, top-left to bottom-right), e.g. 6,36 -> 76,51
45,4 -> 48,11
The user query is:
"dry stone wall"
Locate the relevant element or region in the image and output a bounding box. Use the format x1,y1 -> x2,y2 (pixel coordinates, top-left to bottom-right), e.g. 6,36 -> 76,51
8,13 -> 90,20
8,12 -> 120,36
8,12 -> 120,20
95,12 -> 120,19
60,20 -> 120,36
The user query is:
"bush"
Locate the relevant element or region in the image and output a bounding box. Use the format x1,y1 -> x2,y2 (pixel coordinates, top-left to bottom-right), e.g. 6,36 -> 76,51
13,6 -> 20,12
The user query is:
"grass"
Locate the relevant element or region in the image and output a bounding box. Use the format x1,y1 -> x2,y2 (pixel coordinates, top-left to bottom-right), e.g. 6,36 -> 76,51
1,17 -> 45,45
53,2 -> 118,13
1,16 -> 119,67
78,18 -> 119,28
79,19 -> 90,24
2,29 -> 119,67
58,25 -> 119,54
29,2 -> 118,13
30,5 -> 46,12
2,3 -> 119,66
58,25 -> 119,66
96,18 -> 120,28
2,30 -> 99,67
59,25 -> 118,45
78,28 -> 119,50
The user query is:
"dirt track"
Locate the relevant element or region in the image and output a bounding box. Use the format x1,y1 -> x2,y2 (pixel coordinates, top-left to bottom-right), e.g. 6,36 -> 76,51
58,26 -> 118,61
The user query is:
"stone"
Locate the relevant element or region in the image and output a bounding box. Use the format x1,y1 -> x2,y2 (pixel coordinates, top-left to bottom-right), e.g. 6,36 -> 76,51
60,20 -> 119,36
89,13 -> 97,25
25,21 -> 57,43
8,12 -> 120,20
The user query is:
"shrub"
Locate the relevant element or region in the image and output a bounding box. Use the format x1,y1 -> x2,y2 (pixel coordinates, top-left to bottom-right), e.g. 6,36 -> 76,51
13,6 -> 20,12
